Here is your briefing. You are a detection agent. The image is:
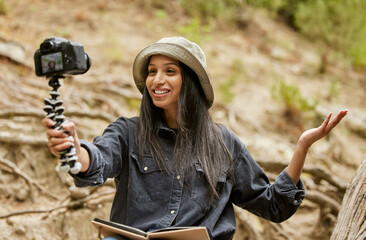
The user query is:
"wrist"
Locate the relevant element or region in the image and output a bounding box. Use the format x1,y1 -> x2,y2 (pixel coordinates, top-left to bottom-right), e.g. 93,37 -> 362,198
297,139 -> 311,152
79,147 -> 90,172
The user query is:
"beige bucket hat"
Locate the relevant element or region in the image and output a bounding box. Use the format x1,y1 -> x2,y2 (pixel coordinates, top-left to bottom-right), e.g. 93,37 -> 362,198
132,36 -> 214,108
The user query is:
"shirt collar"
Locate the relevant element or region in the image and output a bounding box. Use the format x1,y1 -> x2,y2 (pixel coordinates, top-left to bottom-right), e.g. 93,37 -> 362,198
157,121 -> 178,138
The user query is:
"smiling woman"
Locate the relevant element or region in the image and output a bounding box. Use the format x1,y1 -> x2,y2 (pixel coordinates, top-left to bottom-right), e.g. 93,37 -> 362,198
145,55 -> 182,128
42,36 -> 347,240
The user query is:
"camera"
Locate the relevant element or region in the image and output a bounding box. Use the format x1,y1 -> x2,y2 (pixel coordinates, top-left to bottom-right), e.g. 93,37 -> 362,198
34,37 -> 91,77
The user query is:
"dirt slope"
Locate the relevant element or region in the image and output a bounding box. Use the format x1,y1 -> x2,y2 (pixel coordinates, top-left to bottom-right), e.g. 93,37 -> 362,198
0,1 -> 365,239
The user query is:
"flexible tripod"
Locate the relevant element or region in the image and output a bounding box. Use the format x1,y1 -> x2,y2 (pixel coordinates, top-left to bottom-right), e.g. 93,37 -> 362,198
43,75 -> 81,174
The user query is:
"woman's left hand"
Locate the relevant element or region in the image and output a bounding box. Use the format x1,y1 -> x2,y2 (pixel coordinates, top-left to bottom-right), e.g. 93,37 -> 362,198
298,110 -> 348,150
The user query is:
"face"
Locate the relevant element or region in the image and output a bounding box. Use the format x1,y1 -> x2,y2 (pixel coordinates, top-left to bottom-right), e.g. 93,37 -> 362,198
146,54 -> 182,113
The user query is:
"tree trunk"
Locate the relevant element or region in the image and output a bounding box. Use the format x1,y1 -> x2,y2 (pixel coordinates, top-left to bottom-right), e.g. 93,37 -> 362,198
330,157 -> 366,240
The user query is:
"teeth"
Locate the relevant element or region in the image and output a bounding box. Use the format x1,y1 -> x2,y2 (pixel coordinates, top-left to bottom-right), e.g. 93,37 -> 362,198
155,90 -> 169,94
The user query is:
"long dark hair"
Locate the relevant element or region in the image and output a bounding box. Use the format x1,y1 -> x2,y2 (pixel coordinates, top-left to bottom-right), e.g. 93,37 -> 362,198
137,61 -> 233,203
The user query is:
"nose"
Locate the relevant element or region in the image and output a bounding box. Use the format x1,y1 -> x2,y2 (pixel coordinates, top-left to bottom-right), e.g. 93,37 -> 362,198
153,71 -> 165,85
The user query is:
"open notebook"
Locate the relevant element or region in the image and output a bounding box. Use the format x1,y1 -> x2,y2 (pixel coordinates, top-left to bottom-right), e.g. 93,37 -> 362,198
92,218 -> 210,240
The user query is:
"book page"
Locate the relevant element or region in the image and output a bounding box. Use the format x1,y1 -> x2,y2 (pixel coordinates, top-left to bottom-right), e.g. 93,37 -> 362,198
148,227 -> 210,240
92,218 -> 147,240
92,218 -> 210,240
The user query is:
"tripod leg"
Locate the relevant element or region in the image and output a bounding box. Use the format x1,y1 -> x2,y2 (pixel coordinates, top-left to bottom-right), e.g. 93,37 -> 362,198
44,76 -> 81,174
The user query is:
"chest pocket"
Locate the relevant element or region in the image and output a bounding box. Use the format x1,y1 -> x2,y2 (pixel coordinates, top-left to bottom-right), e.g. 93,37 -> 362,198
191,162 -> 227,209
130,152 -> 165,203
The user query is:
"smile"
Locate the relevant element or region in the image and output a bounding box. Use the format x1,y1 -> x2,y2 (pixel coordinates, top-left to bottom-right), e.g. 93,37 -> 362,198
154,90 -> 170,95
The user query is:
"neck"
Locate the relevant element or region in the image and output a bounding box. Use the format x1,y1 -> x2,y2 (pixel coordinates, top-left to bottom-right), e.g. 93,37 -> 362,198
164,109 -> 178,129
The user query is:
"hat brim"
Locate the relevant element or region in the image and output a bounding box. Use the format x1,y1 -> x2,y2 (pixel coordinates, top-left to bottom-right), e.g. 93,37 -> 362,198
133,42 -> 214,108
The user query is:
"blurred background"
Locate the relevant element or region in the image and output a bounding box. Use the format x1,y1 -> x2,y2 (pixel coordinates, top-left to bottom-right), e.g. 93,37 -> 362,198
0,0 -> 365,239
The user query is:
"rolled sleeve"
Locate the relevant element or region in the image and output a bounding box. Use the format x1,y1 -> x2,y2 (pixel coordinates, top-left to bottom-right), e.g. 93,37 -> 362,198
70,140 -> 106,187
273,168 -> 306,206
68,117 -> 131,187
231,144 -> 306,222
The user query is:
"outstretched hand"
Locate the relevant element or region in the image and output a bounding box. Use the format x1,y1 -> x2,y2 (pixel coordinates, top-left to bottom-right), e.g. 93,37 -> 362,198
42,118 -> 90,172
298,110 -> 348,150
42,118 -> 81,157
287,109 -> 348,184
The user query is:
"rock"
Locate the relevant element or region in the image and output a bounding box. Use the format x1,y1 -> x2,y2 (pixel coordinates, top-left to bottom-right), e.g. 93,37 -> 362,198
15,187 -> 30,202
15,224 -> 27,235
271,46 -> 287,60
69,185 -> 91,200
0,42 -> 25,63
0,185 -> 12,198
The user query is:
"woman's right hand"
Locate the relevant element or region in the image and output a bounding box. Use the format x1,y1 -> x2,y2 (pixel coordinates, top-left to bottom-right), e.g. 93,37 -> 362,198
42,118 -> 90,172
42,118 -> 81,157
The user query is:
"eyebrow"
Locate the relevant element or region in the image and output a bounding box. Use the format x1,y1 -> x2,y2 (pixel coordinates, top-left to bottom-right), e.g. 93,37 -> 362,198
148,62 -> 180,67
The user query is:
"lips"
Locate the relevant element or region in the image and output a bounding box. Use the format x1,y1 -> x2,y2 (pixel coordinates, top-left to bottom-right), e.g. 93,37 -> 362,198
153,89 -> 171,97
154,89 -> 169,94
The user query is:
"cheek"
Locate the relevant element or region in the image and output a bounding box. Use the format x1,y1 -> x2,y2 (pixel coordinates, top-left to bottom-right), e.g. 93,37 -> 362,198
145,78 -> 152,90
176,79 -> 183,93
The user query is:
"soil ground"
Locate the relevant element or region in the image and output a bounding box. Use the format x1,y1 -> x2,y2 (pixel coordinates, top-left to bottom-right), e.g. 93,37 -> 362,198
0,0 -> 365,239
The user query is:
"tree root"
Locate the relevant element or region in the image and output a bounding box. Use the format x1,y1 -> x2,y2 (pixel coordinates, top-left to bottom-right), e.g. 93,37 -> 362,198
0,108 -> 115,123
0,157 -> 59,200
0,189 -> 115,219
305,190 -> 340,213
0,132 -> 47,145
256,159 -> 347,193
214,103 -> 266,134
234,205 -> 261,240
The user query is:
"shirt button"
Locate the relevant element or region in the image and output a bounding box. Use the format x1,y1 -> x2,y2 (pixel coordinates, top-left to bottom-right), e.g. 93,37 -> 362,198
144,166 -> 148,171
294,200 -> 298,204
170,210 -> 175,214
176,175 -> 181,180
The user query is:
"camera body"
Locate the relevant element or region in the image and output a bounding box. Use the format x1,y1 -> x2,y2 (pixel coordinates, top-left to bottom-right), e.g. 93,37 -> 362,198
34,37 -> 91,77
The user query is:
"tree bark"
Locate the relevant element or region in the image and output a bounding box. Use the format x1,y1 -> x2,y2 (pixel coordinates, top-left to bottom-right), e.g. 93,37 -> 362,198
330,157 -> 366,240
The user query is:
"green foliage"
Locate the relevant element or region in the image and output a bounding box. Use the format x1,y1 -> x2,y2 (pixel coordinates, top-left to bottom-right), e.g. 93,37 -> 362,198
179,0 -> 244,26
244,0 -> 285,12
271,80 -> 318,118
295,0 -> 366,67
126,98 -> 141,112
231,58 -> 245,71
176,17 -> 211,44
155,9 -> 167,20
328,79 -> 340,102
103,34 -> 124,64
218,58 -> 246,104
349,30 -> 366,68
245,0 -> 366,68
219,75 -> 236,104
177,0 -> 245,43
0,0 -> 7,15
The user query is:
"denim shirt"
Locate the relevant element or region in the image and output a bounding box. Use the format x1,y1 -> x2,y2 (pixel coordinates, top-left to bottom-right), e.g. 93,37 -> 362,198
72,116 -> 305,240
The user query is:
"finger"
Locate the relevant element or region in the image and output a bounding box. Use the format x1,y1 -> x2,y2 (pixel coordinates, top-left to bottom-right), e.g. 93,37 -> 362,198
49,135 -> 73,146
46,128 -> 68,139
48,138 -> 73,155
51,141 -> 73,152
62,121 -> 76,137
320,112 -> 332,131
326,110 -> 348,132
42,118 -> 55,129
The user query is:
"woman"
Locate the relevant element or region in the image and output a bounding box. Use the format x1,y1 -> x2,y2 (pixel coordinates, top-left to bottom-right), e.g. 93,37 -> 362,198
43,36 -> 347,240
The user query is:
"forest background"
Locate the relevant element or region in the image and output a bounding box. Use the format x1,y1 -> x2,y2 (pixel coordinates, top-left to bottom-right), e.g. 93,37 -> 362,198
0,0 -> 365,239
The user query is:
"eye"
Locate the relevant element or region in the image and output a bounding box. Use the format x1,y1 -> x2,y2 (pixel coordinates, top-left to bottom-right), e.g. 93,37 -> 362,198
166,68 -> 176,75
148,68 -> 157,75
